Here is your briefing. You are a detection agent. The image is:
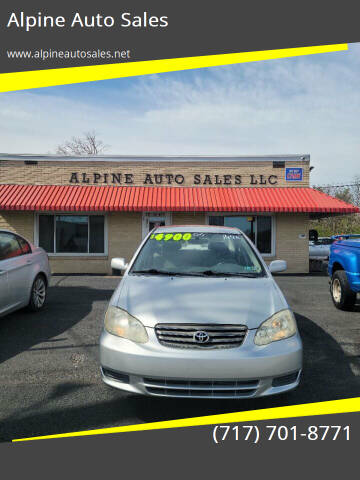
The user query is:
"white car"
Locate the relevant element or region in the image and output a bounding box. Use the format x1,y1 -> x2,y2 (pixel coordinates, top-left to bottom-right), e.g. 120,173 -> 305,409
0,230 -> 51,317
309,237 -> 335,261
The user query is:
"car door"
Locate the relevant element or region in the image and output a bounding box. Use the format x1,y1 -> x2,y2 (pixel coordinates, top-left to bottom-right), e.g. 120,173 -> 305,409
0,270 -> 9,314
0,232 -> 33,309
0,237 -> 10,314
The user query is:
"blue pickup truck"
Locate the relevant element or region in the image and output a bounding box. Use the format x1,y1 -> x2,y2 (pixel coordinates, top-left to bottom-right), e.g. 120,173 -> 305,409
328,235 -> 360,310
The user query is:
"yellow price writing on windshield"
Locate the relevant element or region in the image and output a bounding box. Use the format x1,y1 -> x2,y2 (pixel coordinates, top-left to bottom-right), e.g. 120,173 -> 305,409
150,233 -> 192,241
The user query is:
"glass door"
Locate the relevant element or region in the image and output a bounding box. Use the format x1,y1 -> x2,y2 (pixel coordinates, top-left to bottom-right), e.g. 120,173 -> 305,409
142,212 -> 172,238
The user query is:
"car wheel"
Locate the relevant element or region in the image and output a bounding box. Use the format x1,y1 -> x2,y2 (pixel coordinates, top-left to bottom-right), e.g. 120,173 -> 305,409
28,275 -> 47,312
330,270 -> 356,310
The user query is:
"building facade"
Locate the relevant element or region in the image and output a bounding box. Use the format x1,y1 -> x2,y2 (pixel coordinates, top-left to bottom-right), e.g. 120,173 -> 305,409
0,154 -> 357,274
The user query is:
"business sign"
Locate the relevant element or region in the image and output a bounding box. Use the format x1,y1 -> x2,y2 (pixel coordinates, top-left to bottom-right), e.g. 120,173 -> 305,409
69,172 -> 279,186
285,168 -> 303,181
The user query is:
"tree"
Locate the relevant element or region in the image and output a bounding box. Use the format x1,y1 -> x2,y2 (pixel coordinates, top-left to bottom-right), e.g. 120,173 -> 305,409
335,187 -> 352,204
310,175 -> 360,236
56,131 -> 108,155
313,180 -> 360,206
350,175 -> 360,207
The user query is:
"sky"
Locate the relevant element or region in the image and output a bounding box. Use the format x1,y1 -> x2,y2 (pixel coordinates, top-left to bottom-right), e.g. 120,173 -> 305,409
0,43 -> 359,186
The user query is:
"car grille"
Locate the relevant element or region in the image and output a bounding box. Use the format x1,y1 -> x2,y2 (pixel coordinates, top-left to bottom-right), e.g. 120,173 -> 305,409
143,377 -> 259,398
155,323 -> 248,349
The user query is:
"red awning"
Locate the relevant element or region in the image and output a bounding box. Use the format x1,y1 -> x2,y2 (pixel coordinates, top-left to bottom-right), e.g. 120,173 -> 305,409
0,184 -> 358,214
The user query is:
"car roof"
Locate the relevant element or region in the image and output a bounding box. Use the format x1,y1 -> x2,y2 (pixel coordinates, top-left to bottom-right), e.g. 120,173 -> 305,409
0,229 -> 28,240
153,225 -> 243,234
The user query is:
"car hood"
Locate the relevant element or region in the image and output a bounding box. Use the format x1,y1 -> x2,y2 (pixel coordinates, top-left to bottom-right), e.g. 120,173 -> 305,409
112,275 -> 288,329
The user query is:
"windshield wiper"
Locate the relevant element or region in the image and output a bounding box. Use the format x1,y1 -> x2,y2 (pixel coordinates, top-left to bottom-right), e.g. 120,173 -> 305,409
227,272 -> 263,278
131,269 -> 262,277
198,270 -> 262,277
131,269 -> 202,277
131,269 -> 174,275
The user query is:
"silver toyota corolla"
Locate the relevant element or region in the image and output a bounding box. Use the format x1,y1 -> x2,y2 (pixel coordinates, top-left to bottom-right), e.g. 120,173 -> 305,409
100,225 -> 302,399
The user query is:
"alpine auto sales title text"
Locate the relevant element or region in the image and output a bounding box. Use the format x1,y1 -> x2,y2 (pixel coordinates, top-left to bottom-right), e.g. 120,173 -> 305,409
6,11 -> 169,32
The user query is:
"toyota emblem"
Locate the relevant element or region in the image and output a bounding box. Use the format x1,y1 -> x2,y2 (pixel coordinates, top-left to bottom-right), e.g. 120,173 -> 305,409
193,330 -> 210,344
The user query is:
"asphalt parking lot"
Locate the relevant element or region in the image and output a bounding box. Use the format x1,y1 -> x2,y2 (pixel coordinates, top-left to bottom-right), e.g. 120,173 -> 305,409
0,274 -> 359,441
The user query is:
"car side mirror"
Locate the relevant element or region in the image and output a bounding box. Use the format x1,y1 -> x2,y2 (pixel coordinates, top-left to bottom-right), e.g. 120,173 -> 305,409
111,257 -> 128,275
269,260 -> 287,274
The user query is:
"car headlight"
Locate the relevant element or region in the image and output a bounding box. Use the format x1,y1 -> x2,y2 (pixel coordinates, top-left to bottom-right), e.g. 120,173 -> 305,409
254,309 -> 297,346
104,306 -> 148,343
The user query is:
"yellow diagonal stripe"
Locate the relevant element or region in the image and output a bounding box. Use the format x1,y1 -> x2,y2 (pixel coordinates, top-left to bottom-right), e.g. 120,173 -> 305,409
13,396 -> 360,442
0,44 -> 347,93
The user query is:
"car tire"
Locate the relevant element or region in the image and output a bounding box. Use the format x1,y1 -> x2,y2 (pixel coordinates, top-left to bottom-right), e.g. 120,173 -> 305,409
28,274 -> 47,312
330,270 -> 356,310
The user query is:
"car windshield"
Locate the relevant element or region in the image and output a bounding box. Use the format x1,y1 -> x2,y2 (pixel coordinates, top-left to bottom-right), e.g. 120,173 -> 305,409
130,231 -> 265,277
315,238 -> 334,245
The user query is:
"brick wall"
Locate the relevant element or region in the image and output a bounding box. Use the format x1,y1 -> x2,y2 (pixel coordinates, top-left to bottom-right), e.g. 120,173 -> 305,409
274,213 -> 309,273
108,211 -> 142,269
0,158 -> 311,274
0,211 -> 309,274
0,211 -> 34,241
172,213 -> 206,225
0,159 -> 309,187
48,257 -> 109,274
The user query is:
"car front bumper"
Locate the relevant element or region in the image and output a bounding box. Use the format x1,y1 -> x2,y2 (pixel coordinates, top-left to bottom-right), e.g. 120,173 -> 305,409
99,328 -> 303,399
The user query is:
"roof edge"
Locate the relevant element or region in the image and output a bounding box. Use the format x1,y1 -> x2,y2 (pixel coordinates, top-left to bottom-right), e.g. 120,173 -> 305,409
0,153 -> 310,163
0,184 -> 357,215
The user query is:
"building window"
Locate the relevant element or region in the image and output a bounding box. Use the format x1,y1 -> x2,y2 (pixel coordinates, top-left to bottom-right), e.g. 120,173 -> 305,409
38,214 -> 105,255
208,215 -> 273,255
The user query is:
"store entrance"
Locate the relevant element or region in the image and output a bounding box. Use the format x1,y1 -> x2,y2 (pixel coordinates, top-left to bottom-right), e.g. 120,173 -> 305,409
142,212 -> 172,238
